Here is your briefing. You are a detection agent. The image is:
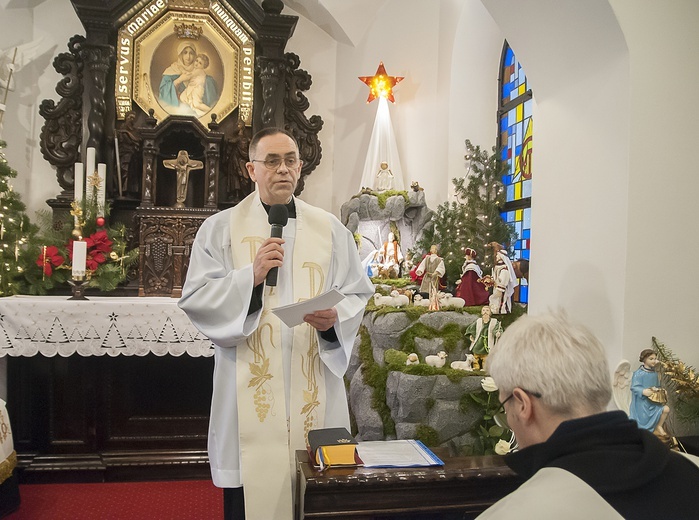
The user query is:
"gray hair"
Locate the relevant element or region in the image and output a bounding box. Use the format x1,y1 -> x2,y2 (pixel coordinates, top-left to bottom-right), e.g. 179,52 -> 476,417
487,310 -> 611,416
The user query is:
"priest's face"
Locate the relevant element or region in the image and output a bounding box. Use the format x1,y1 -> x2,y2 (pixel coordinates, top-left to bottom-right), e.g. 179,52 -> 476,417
247,133 -> 302,205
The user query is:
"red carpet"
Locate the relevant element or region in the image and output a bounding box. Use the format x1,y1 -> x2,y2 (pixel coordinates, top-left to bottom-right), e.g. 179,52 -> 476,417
4,479 -> 223,519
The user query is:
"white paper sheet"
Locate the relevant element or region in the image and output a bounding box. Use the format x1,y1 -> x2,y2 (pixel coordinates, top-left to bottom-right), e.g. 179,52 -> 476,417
356,440 -> 444,468
271,288 -> 345,328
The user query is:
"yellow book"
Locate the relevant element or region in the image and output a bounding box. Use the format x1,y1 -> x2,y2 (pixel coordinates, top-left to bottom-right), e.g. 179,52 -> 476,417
307,427 -> 358,468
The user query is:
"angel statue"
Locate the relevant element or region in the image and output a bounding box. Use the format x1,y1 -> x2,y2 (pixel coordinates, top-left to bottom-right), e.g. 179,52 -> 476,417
613,349 -> 671,440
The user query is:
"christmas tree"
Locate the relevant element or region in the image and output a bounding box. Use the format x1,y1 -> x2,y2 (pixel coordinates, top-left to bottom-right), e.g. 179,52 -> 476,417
0,140 -> 37,296
413,140 -> 516,286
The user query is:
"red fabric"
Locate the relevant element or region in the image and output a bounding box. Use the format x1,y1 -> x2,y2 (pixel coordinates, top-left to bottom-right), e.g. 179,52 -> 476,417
454,270 -> 490,306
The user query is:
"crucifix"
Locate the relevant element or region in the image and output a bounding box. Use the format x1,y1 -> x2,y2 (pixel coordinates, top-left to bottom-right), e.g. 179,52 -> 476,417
163,150 -> 204,208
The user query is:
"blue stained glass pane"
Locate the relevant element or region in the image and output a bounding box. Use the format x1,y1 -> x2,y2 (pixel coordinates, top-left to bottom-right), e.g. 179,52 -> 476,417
500,116 -> 508,132
520,285 -> 528,303
524,99 -> 532,118
523,207 -> 531,227
515,221 -> 522,235
515,240 -> 522,249
503,174 -> 512,185
505,47 -> 515,66
522,179 -> 532,198
522,249 -> 530,260
508,108 -> 517,127
507,185 -> 514,200
522,228 -> 530,240
502,83 -> 512,99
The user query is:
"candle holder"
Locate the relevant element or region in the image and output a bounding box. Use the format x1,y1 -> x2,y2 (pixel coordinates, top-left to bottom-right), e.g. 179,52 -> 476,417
68,277 -> 89,300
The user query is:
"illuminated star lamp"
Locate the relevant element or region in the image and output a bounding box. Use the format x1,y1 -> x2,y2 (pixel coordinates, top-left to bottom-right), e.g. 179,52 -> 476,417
358,62 -> 404,103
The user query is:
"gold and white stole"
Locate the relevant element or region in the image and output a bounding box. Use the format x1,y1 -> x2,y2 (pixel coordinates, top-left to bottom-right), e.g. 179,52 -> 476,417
229,193 -> 331,520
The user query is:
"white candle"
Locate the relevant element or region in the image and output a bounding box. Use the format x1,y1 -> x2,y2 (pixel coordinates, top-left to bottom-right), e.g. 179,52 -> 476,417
97,163 -> 107,215
74,162 -> 84,203
86,147 -> 96,199
72,240 -> 87,279
114,136 -> 123,197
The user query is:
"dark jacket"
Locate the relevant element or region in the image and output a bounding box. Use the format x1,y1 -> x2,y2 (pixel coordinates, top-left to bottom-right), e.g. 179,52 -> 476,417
505,411 -> 699,519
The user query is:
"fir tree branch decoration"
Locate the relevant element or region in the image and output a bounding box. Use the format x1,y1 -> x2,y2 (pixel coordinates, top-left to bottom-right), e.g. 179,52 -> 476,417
18,194 -> 138,295
412,140 -> 516,284
653,336 -> 699,423
0,140 -> 38,296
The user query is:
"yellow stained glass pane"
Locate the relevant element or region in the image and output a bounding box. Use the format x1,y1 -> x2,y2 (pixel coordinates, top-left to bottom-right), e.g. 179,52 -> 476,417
518,84 -> 526,96
516,209 -> 523,221
514,182 -> 522,200
516,104 -> 523,122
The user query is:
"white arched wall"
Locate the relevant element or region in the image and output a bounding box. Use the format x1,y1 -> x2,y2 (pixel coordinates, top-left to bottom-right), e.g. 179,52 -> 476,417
481,0 -> 630,365
610,0 -> 699,372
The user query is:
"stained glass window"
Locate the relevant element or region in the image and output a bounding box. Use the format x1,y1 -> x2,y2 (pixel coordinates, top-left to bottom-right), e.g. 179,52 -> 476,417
498,42 -> 532,304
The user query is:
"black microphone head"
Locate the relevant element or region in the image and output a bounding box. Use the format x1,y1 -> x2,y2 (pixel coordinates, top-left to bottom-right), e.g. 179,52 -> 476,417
268,204 -> 289,227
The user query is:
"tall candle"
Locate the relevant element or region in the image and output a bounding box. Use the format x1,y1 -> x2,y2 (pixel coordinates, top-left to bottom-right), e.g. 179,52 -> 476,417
97,163 -> 107,215
72,240 -> 87,279
74,162 -> 84,203
85,147 -> 96,199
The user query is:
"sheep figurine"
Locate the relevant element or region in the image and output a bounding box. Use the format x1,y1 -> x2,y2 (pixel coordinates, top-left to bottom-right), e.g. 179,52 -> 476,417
389,290 -> 410,307
373,292 -> 394,306
374,291 -> 410,307
438,292 -> 466,309
405,353 -> 419,366
412,294 -> 431,307
425,351 -> 447,368
450,354 -> 476,371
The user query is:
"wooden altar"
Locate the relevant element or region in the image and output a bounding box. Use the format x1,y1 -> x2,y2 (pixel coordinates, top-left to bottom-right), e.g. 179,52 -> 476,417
295,450 -> 519,520
1,296 -> 215,483
39,0 -> 325,295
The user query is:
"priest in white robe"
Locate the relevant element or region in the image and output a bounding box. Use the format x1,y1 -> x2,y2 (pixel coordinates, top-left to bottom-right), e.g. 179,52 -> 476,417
179,128 -> 373,520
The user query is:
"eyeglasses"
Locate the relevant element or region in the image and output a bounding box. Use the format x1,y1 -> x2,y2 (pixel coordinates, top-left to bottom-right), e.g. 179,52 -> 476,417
251,156 -> 300,170
495,389 -> 542,416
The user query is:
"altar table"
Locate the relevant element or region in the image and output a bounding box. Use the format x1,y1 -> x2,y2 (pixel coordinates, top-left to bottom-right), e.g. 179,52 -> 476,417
296,449 -> 519,520
0,296 -> 215,482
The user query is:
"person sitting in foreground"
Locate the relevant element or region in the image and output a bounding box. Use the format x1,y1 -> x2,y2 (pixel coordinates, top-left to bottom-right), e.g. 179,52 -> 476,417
478,311 -> 699,520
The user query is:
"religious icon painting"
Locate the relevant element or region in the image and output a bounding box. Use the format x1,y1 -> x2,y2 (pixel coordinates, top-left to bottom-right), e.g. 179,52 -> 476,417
116,0 -> 255,126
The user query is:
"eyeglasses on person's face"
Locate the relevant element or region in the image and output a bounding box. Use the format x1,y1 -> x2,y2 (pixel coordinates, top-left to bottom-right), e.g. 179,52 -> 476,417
251,155 -> 300,170
494,388 -> 542,429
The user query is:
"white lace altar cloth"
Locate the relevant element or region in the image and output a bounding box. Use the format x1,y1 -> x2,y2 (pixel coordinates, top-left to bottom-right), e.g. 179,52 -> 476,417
0,296 -> 214,357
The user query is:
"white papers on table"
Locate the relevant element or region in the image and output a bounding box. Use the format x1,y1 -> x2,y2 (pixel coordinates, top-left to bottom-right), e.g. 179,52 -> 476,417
271,288 -> 345,328
356,440 -> 444,468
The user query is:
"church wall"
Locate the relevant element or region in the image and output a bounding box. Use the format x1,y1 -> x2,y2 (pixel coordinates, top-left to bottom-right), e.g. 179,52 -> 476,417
610,0 -> 699,382
446,0 -> 501,201
285,5 -> 338,213
0,0 -> 83,219
480,0 -> 699,384
481,0 -> 631,367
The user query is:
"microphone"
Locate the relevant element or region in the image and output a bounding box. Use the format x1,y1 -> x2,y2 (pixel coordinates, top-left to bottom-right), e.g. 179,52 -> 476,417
266,204 -> 289,287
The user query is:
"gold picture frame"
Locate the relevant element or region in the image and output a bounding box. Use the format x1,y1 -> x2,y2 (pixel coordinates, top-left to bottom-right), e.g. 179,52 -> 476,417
124,3 -> 254,126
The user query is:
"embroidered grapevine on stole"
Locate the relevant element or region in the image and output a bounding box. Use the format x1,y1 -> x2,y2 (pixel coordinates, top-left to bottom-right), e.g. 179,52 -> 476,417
248,318 -> 276,421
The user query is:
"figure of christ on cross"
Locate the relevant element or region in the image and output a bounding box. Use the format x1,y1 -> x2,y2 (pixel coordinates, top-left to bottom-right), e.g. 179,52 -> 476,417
163,150 -> 204,208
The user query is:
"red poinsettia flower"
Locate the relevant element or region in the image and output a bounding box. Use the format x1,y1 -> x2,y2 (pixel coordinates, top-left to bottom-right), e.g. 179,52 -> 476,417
36,245 -> 65,276
86,230 -> 113,254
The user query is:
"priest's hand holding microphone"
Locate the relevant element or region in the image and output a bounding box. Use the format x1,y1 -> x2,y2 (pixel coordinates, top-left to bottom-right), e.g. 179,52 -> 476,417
252,204 -> 337,332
